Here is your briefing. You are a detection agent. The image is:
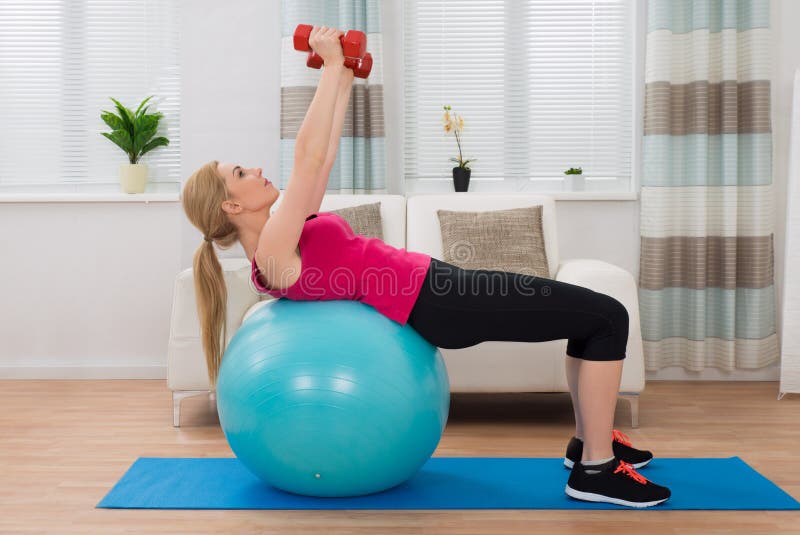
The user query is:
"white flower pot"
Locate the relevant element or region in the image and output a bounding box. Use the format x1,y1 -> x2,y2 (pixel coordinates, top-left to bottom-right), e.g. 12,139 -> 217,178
566,173 -> 585,191
120,163 -> 148,193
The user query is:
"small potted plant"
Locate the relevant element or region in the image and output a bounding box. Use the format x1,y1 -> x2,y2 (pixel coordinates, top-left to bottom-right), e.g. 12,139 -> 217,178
443,105 -> 476,192
100,96 -> 170,193
564,166 -> 584,191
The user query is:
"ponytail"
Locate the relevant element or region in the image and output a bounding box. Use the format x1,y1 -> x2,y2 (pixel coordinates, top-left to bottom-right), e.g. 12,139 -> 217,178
192,239 -> 228,387
181,160 -> 239,388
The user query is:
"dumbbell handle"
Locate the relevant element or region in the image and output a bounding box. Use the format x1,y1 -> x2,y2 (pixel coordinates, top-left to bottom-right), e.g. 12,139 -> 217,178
293,24 -> 366,60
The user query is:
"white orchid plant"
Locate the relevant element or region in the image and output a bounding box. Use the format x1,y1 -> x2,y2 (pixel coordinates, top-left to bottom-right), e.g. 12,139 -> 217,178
443,105 -> 476,170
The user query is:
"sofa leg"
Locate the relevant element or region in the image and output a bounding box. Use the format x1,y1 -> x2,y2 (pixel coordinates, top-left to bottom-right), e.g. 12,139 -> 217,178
172,390 -> 210,427
619,393 -> 639,428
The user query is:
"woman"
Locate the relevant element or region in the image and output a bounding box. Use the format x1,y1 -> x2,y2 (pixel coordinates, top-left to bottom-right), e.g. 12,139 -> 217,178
182,26 -> 671,508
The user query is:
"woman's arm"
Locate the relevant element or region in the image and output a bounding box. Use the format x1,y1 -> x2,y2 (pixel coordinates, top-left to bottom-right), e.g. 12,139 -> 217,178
257,29 -> 345,263
308,67 -> 355,214
295,29 -> 347,164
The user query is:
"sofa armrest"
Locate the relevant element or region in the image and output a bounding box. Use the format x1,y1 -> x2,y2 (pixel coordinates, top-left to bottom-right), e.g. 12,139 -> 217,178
555,258 -> 634,297
166,258 -> 262,392
555,258 -> 645,392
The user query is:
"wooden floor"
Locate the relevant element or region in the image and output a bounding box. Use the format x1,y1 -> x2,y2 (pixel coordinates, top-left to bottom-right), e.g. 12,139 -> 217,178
0,380 -> 798,534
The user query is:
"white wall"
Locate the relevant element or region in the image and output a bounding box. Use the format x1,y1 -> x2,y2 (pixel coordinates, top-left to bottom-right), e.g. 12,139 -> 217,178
0,202 -> 182,378
0,0 -> 796,381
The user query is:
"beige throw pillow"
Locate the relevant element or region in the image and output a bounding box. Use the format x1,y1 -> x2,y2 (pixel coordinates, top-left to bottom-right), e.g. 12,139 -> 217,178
326,202 -> 384,240
437,205 -> 549,277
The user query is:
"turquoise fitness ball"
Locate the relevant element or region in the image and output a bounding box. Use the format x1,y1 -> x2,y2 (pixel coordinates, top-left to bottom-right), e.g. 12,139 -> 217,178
216,299 -> 451,498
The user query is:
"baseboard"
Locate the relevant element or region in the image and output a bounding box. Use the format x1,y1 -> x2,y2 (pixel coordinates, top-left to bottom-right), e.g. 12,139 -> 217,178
0,365 -> 167,380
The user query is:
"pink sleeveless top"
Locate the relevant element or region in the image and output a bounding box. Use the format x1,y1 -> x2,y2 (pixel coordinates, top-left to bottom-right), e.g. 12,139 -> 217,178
250,212 -> 432,325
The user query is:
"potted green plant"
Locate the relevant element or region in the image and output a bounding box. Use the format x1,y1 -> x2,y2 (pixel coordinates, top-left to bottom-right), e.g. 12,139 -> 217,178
443,105 -> 476,192
564,166 -> 584,191
100,96 -> 170,193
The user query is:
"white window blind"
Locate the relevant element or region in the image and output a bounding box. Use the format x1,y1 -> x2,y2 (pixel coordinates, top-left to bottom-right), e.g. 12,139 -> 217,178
403,0 -> 635,191
0,0 -> 180,186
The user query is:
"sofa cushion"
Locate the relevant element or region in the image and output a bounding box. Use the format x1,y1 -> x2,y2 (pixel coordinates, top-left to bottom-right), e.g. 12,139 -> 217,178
326,202 -> 383,240
436,205 -> 549,277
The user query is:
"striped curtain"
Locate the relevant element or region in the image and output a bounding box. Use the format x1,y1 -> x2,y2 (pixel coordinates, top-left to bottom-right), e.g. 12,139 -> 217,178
640,0 -> 777,371
280,0 -> 386,193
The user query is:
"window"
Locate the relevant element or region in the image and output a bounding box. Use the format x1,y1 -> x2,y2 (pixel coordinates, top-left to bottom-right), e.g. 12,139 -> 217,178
403,0 -> 636,193
0,0 -> 180,187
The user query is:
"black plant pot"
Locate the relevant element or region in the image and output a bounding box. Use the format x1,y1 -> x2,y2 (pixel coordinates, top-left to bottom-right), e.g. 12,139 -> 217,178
452,166 -> 471,192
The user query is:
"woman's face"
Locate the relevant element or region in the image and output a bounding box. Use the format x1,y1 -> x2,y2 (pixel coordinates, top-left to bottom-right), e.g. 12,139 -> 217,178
217,161 -> 278,215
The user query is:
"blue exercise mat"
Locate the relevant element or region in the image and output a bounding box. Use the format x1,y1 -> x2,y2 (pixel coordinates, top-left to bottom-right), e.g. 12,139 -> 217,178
97,456 -> 800,510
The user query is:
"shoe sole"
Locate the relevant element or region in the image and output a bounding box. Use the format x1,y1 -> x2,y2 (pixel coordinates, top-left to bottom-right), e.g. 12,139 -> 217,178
563,457 -> 651,470
565,484 -> 669,508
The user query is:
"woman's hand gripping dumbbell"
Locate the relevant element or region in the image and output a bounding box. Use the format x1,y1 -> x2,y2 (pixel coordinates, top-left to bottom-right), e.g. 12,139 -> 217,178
293,24 -> 373,78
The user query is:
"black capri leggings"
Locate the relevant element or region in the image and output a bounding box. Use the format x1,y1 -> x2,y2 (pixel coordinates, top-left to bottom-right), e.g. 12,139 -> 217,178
406,258 -> 629,362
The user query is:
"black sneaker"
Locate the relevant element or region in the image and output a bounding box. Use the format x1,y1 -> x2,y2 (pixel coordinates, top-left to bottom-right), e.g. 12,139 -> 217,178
564,429 -> 653,469
565,456 -> 671,508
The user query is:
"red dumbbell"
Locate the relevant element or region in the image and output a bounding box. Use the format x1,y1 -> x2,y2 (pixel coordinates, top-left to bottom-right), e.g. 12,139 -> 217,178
354,52 -> 373,78
306,50 -> 373,79
293,24 -> 366,61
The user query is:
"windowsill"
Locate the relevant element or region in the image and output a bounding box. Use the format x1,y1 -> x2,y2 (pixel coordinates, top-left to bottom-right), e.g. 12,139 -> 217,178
404,178 -> 639,201
0,179 -> 639,202
0,181 -> 181,203
405,190 -> 639,201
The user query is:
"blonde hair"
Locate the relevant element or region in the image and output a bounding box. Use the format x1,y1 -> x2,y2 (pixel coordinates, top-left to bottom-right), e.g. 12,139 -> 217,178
181,160 -> 240,387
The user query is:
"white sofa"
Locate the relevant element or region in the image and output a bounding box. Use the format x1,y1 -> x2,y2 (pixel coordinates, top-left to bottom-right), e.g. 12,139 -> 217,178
167,194 -> 645,427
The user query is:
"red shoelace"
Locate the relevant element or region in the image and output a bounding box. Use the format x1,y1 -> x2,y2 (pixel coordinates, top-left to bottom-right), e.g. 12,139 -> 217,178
612,429 -> 632,447
614,460 -> 648,484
